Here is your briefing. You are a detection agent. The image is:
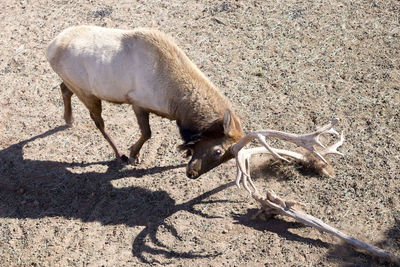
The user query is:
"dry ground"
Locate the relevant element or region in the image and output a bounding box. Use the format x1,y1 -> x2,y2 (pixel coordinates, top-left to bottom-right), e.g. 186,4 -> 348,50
0,0 -> 399,266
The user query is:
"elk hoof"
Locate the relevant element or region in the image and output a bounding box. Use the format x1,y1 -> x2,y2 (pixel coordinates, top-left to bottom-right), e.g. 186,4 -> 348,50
64,117 -> 74,126
119,155 -> 129,163
129,156 -> 141,165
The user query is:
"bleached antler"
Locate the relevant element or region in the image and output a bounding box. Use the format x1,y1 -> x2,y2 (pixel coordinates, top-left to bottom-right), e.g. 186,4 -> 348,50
230,119 -> 397,261
231,119 -> 344,194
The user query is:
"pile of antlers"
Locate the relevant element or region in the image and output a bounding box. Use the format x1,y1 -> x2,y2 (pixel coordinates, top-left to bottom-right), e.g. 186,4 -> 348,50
231,119 -> 397,260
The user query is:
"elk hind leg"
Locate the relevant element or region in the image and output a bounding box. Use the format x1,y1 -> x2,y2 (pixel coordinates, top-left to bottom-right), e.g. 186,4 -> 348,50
84,96 -> 128,163
60,82 -> 74,125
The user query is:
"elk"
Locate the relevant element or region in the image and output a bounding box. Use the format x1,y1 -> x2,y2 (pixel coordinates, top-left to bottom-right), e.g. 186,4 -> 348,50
46,25 -> 243,178
46,26 -> 342,181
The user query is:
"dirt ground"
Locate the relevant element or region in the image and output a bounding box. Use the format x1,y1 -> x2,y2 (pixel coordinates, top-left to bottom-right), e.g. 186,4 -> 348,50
0,0 -> 399,266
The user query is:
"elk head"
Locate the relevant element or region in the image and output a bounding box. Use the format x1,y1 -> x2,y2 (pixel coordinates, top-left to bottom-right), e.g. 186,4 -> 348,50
181,110 -> 243,179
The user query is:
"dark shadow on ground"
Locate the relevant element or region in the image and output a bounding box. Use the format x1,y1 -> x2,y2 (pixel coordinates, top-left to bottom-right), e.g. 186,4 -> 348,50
5,127 -> 393,264
378,213 -> 400,253
0,126 -> 235,263
131,181 -> 235,264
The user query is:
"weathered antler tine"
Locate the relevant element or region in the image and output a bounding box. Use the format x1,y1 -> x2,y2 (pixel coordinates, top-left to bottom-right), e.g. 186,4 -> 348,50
245,156 -> 259,194
308,119 -> 342,163
321,131 -> 345,157
239,156 -> 252,193
325,127 -> 340,137
234,149 -> 260,193
248,177 -> 258,194
242,174 -> 252,194
236,150 -> 249,178
235,149 -> 252,192
312,150 -> 329,164
309,119 -> 340,148
316,126 -> 340,148
300,142 -> 329,164
315,118 -> 339,134
257,134 -> 290,162
246,147 -> 307,162
235,166 -> 242,189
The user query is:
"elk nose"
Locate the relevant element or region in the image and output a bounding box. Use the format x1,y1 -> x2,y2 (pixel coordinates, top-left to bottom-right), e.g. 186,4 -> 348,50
187,159 -> 200,179
186,170 -> 199,179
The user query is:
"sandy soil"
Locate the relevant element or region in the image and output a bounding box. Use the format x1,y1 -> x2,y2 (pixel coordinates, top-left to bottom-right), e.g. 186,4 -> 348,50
0,0 -> 399,266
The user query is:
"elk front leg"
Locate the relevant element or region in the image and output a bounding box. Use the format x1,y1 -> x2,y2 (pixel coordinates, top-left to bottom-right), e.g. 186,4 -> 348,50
129,106 -> 151,164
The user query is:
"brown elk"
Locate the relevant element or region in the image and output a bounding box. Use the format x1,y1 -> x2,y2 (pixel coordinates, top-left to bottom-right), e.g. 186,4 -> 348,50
47,26 -> 344,183
46,25 -> 243,179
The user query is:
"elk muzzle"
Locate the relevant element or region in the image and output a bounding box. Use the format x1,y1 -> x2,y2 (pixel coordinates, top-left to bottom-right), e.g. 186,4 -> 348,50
186,159 -> 201,179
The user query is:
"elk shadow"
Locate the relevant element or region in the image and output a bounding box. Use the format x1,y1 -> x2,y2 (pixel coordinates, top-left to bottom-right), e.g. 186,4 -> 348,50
0,126 -> 234,263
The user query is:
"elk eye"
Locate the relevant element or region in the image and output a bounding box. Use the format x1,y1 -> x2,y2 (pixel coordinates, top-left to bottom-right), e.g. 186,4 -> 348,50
214,148 -> 222,157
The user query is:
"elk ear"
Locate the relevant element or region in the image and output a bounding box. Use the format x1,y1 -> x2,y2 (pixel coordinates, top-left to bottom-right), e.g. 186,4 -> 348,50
223,109 -> 234,137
